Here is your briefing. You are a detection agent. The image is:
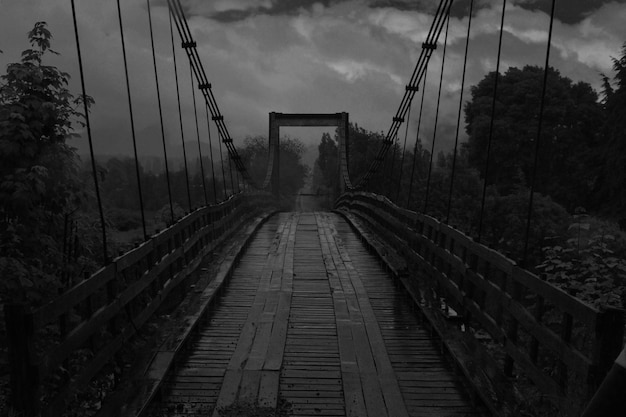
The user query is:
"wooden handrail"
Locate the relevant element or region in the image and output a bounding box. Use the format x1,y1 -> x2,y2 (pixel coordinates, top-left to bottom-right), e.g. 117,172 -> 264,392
5,192 -> 274,416
336,191 -> 624,416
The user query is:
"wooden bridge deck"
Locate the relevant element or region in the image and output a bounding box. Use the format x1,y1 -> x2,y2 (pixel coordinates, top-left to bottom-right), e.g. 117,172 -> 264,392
148,212 -> 481,417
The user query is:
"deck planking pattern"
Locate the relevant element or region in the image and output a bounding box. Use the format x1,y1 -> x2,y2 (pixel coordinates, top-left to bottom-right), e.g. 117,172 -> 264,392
149,212 -> 482,417
330,212 -> 481,417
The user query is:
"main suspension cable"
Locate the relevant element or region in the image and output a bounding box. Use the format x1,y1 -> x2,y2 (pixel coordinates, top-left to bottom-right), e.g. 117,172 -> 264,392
70,0 -> 108,263
358,0 -> 453,188
116,0 -> 147,239
167,0 -> 252,184
446,0 -> 474,224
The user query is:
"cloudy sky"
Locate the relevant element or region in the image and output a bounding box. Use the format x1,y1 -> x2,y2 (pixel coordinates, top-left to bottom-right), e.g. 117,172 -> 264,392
1,0 -> 625,162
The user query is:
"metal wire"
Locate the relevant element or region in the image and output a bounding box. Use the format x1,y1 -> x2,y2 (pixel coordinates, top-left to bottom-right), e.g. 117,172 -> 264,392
216,119 -> 228,199
70,0 -> 108,263
204,103 -> 219,202
116,0 -> 147,239
147,0 -> 175,224
446,0 -> 475,223
477,0 -> 507,243
424,8 -> 452,214
522,0 -> 557,267
396,102 -> 413,202
407,72 -> 429,209
358,0 -> 453,188
167,0 -> 252,184
169,9 -> 193,212
190,64 -> 209,206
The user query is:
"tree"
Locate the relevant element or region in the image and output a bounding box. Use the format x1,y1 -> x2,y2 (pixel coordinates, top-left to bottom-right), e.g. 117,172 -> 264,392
463,65 -> 603,211
596,43 -> 626,225
0,22 -> 91,303
313,132 -> 338,193
238,135 -> 309,197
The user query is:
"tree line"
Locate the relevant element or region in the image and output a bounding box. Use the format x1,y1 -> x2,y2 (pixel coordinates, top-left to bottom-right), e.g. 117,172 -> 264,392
313,48 -> 626,308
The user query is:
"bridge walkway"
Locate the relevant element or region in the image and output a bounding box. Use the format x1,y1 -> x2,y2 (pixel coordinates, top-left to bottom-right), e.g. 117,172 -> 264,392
149,212 -> 481,417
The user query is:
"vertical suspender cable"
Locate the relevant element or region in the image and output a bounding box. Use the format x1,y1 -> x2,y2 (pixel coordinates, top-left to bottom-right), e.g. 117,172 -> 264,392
190,65 -> 209,206
396,102 -> 413,202
446,0 -> 474,223
217,124 -> 228,199
388,134 -> 399,198
424,7 -> 452,214
169,10 -> 193,212
477,0 -> 507,243
116,0 -> 147,240
147,0 -> 175,224
227,155 -> 236,194
70,0 -> 108,263
522,0 -> 557,267
407,72 -> 429,208
204,104 -> 219,202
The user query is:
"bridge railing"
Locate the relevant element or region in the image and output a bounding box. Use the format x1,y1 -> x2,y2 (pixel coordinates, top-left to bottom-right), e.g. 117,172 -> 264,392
4,192 -> 274,417
336,191 -> 624,416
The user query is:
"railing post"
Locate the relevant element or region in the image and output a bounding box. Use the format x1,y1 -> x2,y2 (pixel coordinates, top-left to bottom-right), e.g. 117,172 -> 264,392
589,307 -> 624,396
4,303 -> 39,416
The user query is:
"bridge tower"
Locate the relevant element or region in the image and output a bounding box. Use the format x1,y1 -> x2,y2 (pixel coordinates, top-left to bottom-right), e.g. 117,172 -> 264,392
263,112 -> 352,197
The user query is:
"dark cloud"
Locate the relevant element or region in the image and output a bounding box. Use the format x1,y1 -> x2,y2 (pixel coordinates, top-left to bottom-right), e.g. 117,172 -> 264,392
189,0 -> 342,22
369,0 -> 438,12
471,0 -> 626,24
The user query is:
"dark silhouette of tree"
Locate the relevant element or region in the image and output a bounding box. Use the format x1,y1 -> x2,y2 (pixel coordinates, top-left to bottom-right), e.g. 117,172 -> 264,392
463,65 -> 603,211
238,135 -> 309,197
0,23 -> 93,303
597,43 -> 626,226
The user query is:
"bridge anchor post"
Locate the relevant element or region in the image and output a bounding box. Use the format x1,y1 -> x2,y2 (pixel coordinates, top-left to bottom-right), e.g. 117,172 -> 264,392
4,303 -> 39,416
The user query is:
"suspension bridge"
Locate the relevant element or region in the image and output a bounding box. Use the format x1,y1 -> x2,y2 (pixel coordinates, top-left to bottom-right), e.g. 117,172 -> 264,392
3,0 -> 625,416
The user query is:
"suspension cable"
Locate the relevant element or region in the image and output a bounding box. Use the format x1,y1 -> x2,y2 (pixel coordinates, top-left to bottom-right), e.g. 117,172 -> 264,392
216,119 -> 228,199
169,10 -> 193,212
190,64 -> 208,206
407,71 -> 429,209
116,0 -> 147,239
204,103 -> 219,202
395,100 -> 413,202
446,0 -> 474,224
70,0 -> 108,263
227,154 -> 236,194
167,0 -> 252,184
477,0 -> 507,243
522,0 -> 557,267
146,0 -> 175,224
358,0 -> 453,188
388,133 -> 399,199
424,8 -> 452,214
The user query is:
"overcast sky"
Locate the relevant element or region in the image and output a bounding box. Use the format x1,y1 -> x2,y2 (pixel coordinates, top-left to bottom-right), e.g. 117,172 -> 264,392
1,0 -> 625,161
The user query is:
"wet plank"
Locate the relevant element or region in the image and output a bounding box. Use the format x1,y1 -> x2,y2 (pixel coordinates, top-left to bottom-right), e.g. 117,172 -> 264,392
148,212 -> 483,417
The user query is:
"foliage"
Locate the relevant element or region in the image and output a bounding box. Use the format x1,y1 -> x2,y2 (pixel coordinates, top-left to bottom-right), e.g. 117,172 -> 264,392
0,22 -> 93,304
596,42 -> 626,222
313,132 -> 339,194
536,217 -> 626,308
481,189 -> 570,264
238,135 -> 310,196
463,65 -> 604,211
